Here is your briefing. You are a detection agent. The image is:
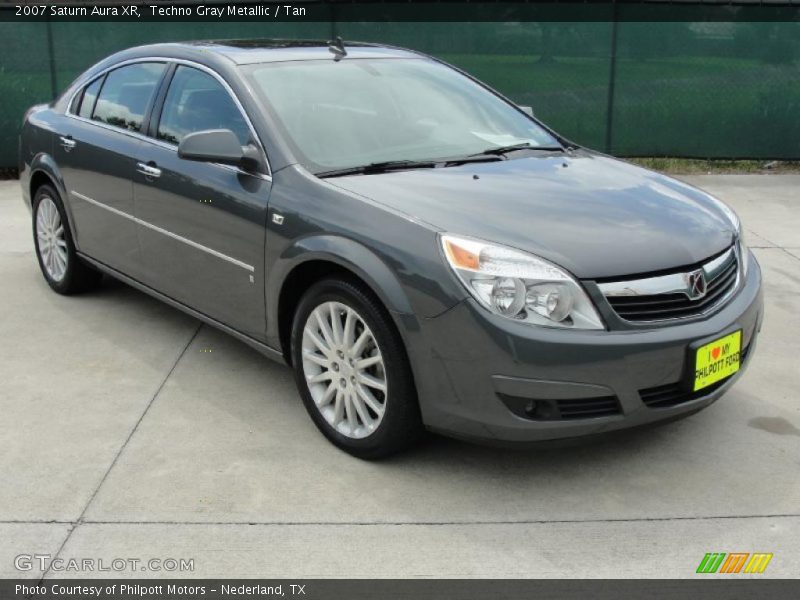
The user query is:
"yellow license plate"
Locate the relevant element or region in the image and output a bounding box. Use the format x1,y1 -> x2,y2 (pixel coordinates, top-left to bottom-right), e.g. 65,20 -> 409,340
694,330 -> 742,391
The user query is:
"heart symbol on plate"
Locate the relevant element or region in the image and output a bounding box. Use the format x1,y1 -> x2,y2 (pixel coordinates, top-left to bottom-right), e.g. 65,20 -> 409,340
711,347 -> 721,360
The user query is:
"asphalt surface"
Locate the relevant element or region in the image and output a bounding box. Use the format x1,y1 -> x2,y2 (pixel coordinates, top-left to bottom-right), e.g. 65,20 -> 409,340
1,175 -> 798,578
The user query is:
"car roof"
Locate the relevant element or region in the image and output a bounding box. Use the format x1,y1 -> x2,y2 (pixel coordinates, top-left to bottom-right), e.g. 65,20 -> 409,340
127,39 -> 422,65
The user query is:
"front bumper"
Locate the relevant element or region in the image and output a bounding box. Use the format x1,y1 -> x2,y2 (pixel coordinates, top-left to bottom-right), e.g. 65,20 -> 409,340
411,252 -> 763,444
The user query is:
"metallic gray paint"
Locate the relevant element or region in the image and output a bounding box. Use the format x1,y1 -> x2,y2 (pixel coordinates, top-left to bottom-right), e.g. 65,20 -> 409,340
132,140 -> 270,339
55,111 -> 144,278
20,40 -> 764,445
416,258 -> 762,442
327,152 -> 737,279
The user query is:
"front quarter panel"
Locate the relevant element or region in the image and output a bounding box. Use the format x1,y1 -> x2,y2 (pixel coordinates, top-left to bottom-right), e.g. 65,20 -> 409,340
264,165 -> 466,349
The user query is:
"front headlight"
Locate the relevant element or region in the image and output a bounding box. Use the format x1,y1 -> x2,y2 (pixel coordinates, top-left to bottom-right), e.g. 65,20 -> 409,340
712,196 -> 748,277
738,226 -> 749,277
440,234 -> 605,330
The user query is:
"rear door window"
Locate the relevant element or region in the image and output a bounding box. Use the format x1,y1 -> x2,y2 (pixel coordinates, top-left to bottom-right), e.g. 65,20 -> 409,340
92,62 -> 166,132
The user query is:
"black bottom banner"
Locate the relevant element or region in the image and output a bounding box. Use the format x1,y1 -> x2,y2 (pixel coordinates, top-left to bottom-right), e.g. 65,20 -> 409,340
3,579 -> 798,600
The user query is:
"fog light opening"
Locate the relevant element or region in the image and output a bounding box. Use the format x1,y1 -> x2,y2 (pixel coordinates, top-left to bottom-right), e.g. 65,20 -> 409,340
524,400 -> 555,420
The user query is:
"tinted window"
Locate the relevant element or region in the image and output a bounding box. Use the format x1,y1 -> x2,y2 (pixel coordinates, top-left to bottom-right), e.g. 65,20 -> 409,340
77,77 -> 103,119
93,63 -> 165,132
157,66 -> 250,146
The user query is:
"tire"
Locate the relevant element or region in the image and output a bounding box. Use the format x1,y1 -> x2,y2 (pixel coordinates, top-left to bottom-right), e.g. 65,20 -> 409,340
32,184 -> 102,295
290,277 -> 423,459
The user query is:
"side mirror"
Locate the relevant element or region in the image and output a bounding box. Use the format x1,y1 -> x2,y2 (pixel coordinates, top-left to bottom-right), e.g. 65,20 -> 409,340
178,129 -> 260,171
519,105 -> 534,117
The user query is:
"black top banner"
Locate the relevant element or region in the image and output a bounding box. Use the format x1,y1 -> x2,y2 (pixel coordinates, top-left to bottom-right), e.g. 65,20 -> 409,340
1,1 -> 799,22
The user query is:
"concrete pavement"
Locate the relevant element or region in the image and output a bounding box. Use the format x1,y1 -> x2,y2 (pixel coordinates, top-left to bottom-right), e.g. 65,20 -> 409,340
1,176 -> 798,578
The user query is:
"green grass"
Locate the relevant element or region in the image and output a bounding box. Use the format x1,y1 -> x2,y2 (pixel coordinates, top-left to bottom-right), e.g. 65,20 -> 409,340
629,158 -> 800,174
5,158 -> 797,179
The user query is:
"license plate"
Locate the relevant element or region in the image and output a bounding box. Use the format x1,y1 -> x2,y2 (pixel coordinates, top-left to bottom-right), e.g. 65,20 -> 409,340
693,330 -> 742,391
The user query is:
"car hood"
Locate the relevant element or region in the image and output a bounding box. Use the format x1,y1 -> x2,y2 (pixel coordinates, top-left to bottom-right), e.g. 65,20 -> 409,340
327,153 -> 736,279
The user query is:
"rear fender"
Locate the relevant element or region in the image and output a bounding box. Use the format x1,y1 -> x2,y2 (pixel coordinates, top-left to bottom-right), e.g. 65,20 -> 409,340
28,154 -> 77,240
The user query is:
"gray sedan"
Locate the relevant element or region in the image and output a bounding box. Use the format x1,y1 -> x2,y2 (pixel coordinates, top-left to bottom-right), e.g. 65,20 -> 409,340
19,40 -> 763,458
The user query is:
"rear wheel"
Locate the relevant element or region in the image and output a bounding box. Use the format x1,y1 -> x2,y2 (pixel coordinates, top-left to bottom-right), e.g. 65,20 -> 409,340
290,277 -> 423,459
32,184 -> 102,294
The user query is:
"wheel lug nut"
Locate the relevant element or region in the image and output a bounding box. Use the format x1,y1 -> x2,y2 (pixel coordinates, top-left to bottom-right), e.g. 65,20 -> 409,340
339,378 -> 347,388
332,363 -> 339,372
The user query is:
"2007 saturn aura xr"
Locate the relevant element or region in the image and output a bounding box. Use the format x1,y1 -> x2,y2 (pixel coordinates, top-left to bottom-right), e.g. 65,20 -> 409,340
20,40 -> 763,458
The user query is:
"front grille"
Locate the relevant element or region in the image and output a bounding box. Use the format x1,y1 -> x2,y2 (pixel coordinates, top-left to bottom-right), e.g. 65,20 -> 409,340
640,342 -> 751,408
639,379 -> 728,408
555,396 -> 621,419
602,248 -> 739,322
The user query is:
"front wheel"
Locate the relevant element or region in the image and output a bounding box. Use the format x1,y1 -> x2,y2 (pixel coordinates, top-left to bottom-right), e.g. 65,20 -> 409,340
290,278 -> 423,459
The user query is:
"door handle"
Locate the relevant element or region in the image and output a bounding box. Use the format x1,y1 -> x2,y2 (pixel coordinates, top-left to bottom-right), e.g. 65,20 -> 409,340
59,136 -> 76,151
136,162 -> 162,179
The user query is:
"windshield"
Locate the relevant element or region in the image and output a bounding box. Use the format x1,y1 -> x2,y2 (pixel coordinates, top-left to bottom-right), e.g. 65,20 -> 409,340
244,58 -> 560,174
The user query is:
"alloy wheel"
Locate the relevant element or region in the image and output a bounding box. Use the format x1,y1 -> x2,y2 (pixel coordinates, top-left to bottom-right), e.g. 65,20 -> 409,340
301,301 -> 388,439
36,196 -> 68,282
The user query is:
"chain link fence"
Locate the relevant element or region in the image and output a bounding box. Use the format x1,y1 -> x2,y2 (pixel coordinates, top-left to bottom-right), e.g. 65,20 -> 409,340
1,17 -> 798,168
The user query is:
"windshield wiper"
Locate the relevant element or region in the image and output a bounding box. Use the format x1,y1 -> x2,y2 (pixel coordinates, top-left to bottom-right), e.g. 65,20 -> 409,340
470,143 -> 566,157
443,155 -> 505,166
316,160 -> 438,178
315,145 -> 567,178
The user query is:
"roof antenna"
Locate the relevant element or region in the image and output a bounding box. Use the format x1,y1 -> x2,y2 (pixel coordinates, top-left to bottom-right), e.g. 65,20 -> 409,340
328,36 -> 347,61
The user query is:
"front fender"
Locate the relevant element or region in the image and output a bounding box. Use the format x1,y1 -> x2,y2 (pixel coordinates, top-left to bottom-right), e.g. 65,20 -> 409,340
266,234 -> 419,347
